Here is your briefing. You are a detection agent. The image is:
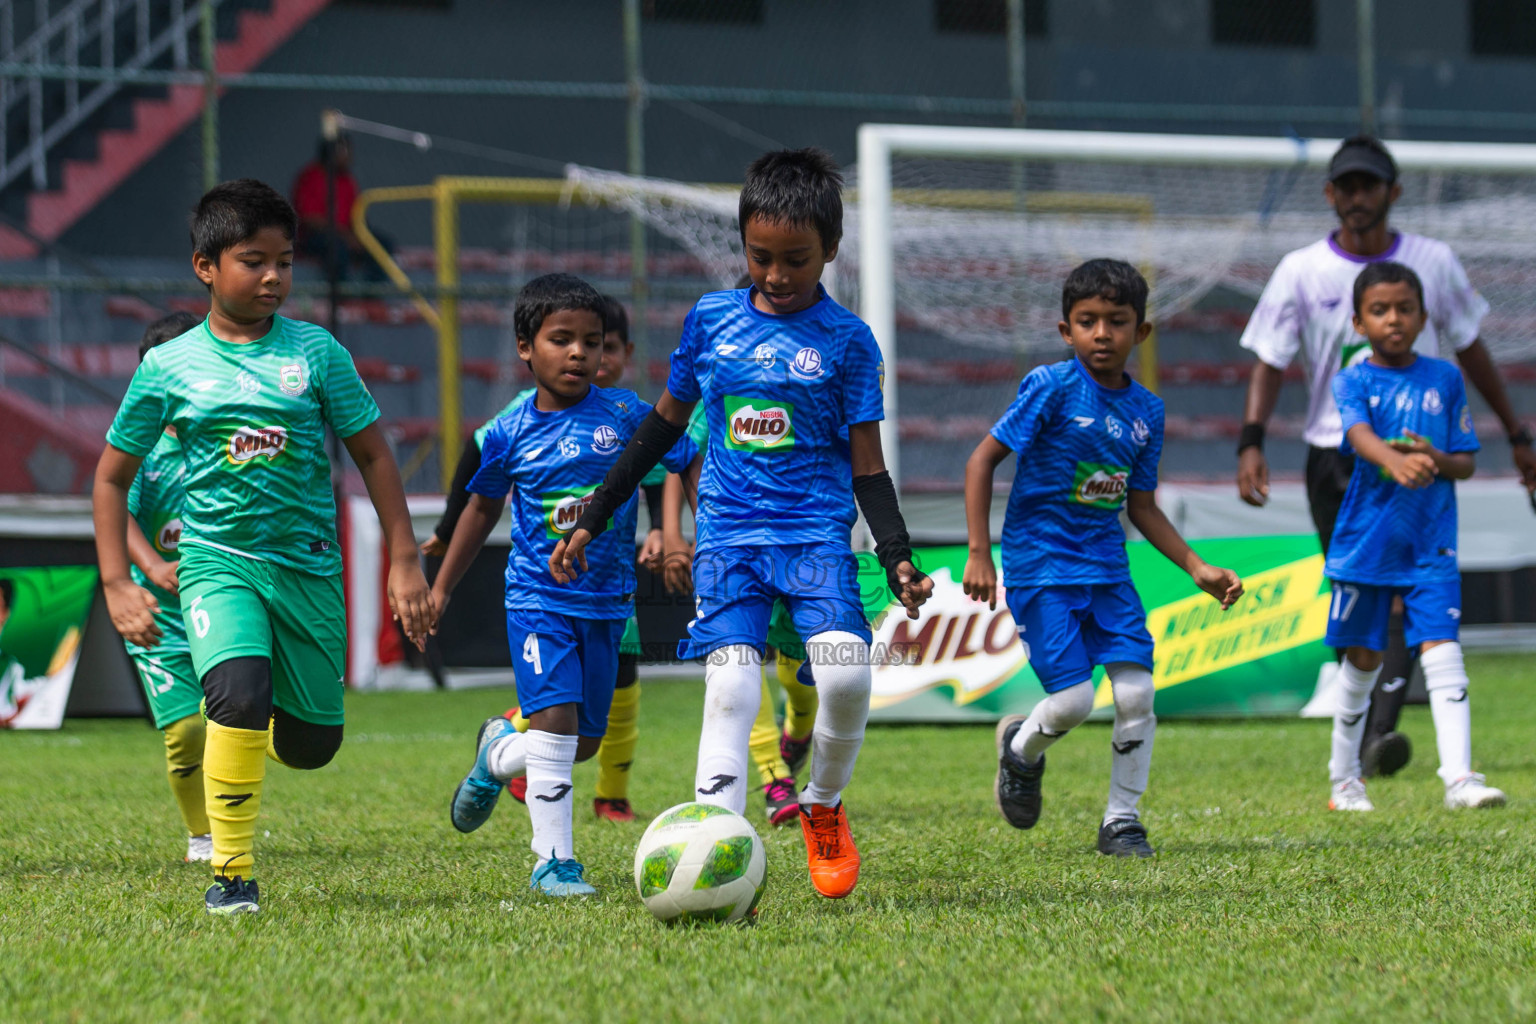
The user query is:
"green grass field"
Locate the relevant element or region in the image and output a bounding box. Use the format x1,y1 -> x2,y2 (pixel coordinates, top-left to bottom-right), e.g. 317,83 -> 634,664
3,655 -> 1534,1023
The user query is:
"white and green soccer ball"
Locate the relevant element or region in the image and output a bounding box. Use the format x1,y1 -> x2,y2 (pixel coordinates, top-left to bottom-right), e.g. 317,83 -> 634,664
633,802 -> 766,924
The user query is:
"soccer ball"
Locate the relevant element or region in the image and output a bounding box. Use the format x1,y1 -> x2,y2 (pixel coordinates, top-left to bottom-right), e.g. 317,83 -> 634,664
633,802 -> 766,924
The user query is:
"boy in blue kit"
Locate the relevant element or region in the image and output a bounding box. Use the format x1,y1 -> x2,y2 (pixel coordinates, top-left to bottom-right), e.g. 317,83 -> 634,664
431,274 -> 698,897
553,148 -> 933,900
963,259 -> 1243,858
1322,261 -> 1505,813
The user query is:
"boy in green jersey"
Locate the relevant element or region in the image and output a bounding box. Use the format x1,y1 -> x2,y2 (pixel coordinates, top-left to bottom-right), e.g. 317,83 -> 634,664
93,180 -> 434,915
121,310 -> 212,862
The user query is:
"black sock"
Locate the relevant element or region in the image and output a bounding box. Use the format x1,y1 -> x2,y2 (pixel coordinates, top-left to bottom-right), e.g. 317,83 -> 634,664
1364,611 -> 1413,740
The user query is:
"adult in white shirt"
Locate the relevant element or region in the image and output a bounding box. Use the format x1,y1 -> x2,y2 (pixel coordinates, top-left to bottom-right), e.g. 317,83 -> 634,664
1235,136 -> 1534,778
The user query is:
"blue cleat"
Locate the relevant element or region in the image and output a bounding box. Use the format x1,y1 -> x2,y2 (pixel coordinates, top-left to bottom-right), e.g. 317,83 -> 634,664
450,716 -> 516,833
530,858 -> 597,897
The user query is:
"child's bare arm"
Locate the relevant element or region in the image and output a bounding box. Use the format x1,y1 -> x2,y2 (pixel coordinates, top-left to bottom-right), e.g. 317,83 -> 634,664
126,517 -> 178,594
1126,490 -> 1243,609
342,423 -> 434,649
430,494 -> 505,623
93,445 -> 162,647
1388,431 -> 1476,480
660,472 -> 693,596
1346,423 -> 1437,488
962,436 -> 1012,609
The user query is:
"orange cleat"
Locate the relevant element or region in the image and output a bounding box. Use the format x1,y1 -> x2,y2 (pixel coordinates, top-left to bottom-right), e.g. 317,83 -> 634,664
799,801 -> 860,899
593,797 -> 635,822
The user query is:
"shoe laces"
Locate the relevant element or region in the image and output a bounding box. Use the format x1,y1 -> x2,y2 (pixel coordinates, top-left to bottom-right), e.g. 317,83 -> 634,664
1108,818 -> 1147,842
1452,772 -> 1487,789
806,807 -> 846,860
765,778 -> 796,803
548,858 -> 587,883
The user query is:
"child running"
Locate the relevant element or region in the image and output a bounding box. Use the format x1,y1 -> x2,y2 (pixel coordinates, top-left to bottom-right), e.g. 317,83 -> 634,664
1321,260 -> 1505,812
963,259 -> 1243,857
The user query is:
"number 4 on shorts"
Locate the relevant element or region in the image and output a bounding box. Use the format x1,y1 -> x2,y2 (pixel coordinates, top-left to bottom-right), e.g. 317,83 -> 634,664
189,595 -> 211,638
522,633 -> 543,675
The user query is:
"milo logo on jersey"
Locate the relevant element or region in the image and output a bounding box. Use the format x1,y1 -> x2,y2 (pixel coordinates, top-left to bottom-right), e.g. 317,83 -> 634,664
153,517 -> 183,556
1071,462 -> 1130,509
1341,339 -> 1371,370
225,426 -> 288,465
542,487 -> 614,539
724,396 -> 795,451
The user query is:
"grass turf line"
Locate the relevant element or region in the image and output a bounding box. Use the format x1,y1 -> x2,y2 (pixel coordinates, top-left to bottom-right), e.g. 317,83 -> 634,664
2,653 -> 1534,1022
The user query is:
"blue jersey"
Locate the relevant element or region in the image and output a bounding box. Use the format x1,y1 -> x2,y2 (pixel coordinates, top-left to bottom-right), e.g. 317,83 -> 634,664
1326,356 -> 1477,586
470,386 -> 698,618
665,286 -> 885,551
991,358 -> 1165,587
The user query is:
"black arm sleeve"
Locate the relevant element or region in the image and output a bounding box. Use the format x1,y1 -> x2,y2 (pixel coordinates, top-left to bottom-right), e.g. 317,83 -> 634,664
852,470 -> 926,597
641,483 -> 664,533
572,410 -> 686,539
431,438 -> 483,546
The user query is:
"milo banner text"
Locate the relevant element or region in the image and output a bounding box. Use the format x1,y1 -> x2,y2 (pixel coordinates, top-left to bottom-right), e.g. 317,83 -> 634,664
865,536 -> 1328,721
0,566 -> 95,729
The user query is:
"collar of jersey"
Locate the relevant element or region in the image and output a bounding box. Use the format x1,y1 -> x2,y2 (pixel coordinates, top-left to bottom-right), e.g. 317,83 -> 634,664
1070,354 -> 1133,393
737,283 -> 829,323
199,315 -> 282,349
1327,230 -> 1402,265
524,383 -> 597,417
1362,353 -> 1420,373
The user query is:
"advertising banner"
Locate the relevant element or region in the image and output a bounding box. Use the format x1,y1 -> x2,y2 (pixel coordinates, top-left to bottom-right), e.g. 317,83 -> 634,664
867,536 -> 1329,721
0,566 -> 96,729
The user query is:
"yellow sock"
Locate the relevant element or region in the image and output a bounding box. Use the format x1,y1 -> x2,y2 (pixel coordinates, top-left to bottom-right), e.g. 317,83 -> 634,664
265,716 -> 292,767
512,708 -> 531,732
778,655 -> 818,741
203,720 -> 268,879
594,684 -> 641,801
163,714 -> 209,836
749,672 -> 790,786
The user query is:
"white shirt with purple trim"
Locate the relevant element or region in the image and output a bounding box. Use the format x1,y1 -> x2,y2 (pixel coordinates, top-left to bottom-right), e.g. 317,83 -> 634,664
1239,231 -> 1487,448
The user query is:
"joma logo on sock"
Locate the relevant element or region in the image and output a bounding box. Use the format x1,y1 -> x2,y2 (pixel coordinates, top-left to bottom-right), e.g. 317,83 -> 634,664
534,784 -> 573,803
216,792 -> 253,806
697,774 -> 737,795
1112,740 -> 1144,755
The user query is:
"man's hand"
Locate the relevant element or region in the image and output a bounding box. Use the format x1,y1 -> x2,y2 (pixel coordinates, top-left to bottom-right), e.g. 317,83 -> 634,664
1388,451 -> 1437,489
961,552 -> 998,609
893,561 -> 933,620
1236,447 -> 1270,507
661,539 -> 694,596
104,578 -> 162,648
637,529 -> 664,573
419,533 -> 448,558
388,559 -> 435,651
1192,563 -> 1244,610
145,559 -> 179,595
549,529 -> 592,584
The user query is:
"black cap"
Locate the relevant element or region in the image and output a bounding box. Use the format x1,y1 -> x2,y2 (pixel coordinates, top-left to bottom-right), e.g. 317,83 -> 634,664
1328,136 -> 1398,184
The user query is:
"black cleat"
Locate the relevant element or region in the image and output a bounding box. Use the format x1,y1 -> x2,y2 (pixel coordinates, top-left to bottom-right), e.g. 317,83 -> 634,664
1097,818 -> 1155,858
1360,731 -> 1412,778
204,875 -> 260,915
994,715 -> 1045,829
780,730 -> 811,777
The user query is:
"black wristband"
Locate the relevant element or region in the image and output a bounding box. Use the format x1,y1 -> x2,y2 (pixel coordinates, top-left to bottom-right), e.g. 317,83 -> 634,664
1509,426 -> 1533,448
852,470 -> 926,598
1237,422 -> 1266,455
572,409 -> 686,539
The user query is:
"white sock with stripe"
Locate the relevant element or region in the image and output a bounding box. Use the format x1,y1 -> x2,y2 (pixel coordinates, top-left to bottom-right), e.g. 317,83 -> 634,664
694,646 -> 760,815
524,730 -> 577,866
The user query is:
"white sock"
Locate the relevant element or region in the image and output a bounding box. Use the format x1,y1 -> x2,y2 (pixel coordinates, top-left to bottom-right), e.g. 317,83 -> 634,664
1329,658 -> 1380,782
524,730 -> 577,865
1421,642 -> 1472,785
1009,680 -> 1094,764
799,632 -> 871,809
487,732 -> 528,781
694,645 -> 761,815
1105,663 -> 1155,824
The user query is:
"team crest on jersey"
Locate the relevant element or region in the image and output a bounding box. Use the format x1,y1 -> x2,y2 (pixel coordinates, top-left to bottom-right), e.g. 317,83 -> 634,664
1395,391 -> 1414,412
1104,415 -> 1124,439
591,425 -> 620,453
1131,418 -> 1150,445
1423,388 -> 1443,414
724,396 -> 795,451
1071,461 -> 1129,509
279,363 -> 307,396
558,436 -> 581,460
1459,406 -> 1472,434
790,347 -> 824,380
236,370 -> 261,394
154,518 -> 183,555
226,425 -> 288,464
754,344 -> 777,369
877,359 -> 886,394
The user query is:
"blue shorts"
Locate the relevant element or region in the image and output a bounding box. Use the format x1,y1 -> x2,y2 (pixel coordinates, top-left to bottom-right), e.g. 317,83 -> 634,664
679,543 -> 873,660
507,609 -> 626,737
1323,578 -> 1461,651
1005,582 -> 1155,693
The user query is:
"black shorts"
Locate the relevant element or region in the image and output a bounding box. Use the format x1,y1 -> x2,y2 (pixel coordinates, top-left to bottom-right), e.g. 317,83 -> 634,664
1305,445 -> 1356,557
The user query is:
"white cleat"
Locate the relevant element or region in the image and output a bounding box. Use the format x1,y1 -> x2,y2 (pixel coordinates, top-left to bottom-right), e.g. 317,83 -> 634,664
1444,773 -> 1507,809
1328,778 -> 1374,812
185,833 -> 213,862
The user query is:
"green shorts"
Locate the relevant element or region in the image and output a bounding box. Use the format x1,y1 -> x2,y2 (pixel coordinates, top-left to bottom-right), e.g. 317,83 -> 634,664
178,544 -> 348,727
620,615 -> 642,657
130,649 -> 202,730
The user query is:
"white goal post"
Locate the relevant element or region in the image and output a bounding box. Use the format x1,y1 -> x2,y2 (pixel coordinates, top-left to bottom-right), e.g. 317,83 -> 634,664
857,124 -> 1536,488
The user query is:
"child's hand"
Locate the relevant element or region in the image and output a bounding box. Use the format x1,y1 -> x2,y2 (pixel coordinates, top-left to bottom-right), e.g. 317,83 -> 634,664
388,559 -> 435,651
428,586 -> 450,634
961,552 -> 998,609
419,533 -> 448,558
662,538 -> 694,596
104,578 -> 162,648
1387,430 -> 1437,455
1192,563 -> 1243,610
1389,451 -> 1438,489
146,559 -> 179,595
550,529 -> 591,583
893,561 -> 933,620
637,529 -> 664,573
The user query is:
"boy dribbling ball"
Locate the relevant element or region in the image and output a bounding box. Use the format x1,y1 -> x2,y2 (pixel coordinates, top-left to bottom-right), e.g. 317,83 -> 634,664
964,259 -> 1243,857
1322,261 -> 1505,813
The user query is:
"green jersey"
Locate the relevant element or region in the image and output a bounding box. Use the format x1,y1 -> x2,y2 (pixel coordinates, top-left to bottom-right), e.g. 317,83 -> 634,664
126,431 -> 189,654
107,316 -> 380,576
474,386 -> 674,488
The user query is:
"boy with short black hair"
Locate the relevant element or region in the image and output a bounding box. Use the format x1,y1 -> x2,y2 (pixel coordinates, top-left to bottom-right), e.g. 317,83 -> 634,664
94,179 -> 433,915
1322,260 -> 1505,812
963,258 -> 1243,857
121,310 -> 211,862
553,147 -> 933,900
433,273 -> 698,897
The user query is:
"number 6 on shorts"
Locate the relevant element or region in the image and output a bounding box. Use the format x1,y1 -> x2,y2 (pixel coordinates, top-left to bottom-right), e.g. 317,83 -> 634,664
189,595 -> 211,638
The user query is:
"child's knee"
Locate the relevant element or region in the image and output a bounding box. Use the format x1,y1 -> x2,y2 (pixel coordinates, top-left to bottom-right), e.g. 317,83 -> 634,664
201,656 -> 273,730
574,735 -> 603,762
1106,663 -> 1155,720
162,714 -> 206,771
1041,680 -> 1095,729
270,706 -> 343,770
